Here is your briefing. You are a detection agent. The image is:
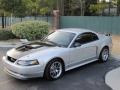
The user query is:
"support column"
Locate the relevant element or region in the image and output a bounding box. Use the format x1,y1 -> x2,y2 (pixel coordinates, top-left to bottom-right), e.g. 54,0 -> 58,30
53,10 -> 60,30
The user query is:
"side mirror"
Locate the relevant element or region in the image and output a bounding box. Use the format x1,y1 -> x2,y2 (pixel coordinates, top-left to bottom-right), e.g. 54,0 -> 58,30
73,42 -> 81,47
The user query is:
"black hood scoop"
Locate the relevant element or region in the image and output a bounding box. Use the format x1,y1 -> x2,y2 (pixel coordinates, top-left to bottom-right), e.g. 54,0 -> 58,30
16,42 -> 54,52
16,44 -> 43,51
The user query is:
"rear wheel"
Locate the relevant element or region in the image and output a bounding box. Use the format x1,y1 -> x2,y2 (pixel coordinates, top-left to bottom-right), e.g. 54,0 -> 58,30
99,47 -> 109,62
44,59 -> 64,80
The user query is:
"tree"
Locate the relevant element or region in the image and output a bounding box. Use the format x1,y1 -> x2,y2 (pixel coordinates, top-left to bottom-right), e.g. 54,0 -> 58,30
0,0 -> 58,28
0,0 -> 28,16
40,7 -> 50,16
0,9 -> 5,28
0,0 -> 30,27
84,0 -> 98,16
117,0 -> 120,15
26,0 -> 57,18
64,0 -> 86,16
113,0 -> 120,15
63,0 -> 99,16
0,0 -> 7,28
89,2 -> 107,16
40,0 -> 57,15
26,0 -> 41,19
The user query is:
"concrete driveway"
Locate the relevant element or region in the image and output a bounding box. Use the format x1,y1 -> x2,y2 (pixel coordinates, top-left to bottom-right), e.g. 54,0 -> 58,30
105,36 -> 120,90
111,35 -> 120,58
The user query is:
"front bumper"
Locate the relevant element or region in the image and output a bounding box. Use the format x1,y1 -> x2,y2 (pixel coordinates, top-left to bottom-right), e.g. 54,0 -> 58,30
2,56 -> 44,80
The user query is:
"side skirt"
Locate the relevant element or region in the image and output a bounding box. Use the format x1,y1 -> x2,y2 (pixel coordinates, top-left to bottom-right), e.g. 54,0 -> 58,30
65,57 -> 98,71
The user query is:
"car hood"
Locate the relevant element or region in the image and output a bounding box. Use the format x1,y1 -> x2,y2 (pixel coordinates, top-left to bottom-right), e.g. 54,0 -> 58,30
7,42 -> 64,60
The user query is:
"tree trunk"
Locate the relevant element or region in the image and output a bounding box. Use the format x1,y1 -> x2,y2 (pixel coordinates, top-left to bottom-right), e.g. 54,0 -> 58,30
20,17 -> 23,22
108,1 -> 111,16
1,13 -> 5,28
46,15 -> 48,22
34,15 -> 37,20
117,4 -> 120,16
10,13 -> 13,26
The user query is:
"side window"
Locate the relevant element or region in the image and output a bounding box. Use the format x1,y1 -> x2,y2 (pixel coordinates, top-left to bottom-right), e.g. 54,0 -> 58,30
74,32 -> 98,45
91,33 -> 99,41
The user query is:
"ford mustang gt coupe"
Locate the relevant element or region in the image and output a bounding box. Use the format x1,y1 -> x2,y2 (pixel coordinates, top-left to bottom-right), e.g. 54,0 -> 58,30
2,28 -> 112,80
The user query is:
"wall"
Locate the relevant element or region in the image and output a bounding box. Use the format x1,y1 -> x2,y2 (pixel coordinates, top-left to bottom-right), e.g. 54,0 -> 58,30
60,16 -> 120,34
0,16 -> 120,35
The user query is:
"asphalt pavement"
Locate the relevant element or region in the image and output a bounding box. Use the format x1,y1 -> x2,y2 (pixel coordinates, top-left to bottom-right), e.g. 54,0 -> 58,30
0,48 -> 120,90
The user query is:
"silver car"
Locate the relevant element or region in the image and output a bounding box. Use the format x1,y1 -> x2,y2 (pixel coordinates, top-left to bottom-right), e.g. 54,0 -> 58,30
2,28 -> 112,80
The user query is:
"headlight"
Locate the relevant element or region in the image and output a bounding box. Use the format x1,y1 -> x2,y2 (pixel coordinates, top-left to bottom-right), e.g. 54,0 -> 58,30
17,60 -> 39,66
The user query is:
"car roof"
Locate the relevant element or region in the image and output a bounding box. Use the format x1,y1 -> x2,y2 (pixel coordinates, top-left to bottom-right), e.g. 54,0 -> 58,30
58,28 -> 97,35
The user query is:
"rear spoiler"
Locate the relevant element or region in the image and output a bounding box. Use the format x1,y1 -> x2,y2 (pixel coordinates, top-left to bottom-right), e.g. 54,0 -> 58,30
97,32 -> 111,36
105,33 -> 111,36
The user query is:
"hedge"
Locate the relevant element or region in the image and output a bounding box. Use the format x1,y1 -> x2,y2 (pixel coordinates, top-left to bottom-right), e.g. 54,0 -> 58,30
0,28 -> 16,40
11,20 -> 50,40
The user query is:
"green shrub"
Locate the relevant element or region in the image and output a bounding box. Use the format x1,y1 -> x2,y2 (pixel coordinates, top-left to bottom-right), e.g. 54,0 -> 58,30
11,20 -> 50,40
0,28 -> 16,40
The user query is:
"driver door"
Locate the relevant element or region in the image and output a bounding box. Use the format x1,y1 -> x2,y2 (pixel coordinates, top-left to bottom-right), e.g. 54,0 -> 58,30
68,32 -> 98,67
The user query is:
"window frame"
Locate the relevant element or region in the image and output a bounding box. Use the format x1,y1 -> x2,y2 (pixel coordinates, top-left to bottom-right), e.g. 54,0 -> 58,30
71,32 -> 99,47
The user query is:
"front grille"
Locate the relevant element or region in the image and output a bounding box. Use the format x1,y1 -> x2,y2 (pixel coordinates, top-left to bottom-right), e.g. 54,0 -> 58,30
7,56 -> 17,63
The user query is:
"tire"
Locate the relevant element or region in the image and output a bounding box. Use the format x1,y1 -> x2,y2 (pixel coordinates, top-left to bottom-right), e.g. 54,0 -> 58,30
44,59 -> 64,80
99,47 -> 109,62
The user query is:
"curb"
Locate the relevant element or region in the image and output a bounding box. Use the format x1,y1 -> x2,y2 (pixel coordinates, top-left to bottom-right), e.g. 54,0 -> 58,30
112,55 -> 120,60
0,39 -> 29,48
0,43 -> 27,48
105,67 -> 120,90
0,45 -> 15,48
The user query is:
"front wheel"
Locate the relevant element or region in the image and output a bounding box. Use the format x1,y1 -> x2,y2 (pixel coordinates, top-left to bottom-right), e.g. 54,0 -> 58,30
99,47 -> 109,62
44,59 -> 64,80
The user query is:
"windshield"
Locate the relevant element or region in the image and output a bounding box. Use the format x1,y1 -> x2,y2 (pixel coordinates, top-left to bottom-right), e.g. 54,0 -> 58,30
43,31 -> 76,47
